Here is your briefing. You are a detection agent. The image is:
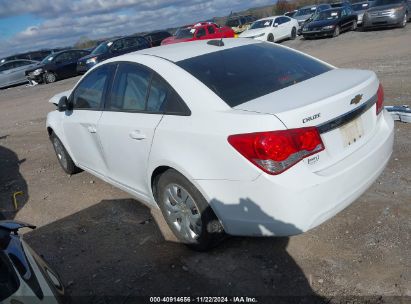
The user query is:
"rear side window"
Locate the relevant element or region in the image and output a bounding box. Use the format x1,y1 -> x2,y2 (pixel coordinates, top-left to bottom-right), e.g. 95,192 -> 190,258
147,75 -> 190,114
72,65 -> 111,109
109,63 -> 151,111
177,43 -> 331,107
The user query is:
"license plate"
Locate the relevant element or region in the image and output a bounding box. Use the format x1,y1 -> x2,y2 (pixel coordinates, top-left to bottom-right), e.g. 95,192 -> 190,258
340,117 -> 364,147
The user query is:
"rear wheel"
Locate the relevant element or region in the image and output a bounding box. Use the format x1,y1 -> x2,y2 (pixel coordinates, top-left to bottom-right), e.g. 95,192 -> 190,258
51,133 -> 81,175
44,72 -> 56,84
333,25 -> 340,37
290,27 -> 297,40
156,169 -> 225,251
267,34 -> 274,42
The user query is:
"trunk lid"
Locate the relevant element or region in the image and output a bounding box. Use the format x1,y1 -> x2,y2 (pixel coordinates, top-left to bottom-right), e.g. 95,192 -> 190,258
234,68 -> 380,170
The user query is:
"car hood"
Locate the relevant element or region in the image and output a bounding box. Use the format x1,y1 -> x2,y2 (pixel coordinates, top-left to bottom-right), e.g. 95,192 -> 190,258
306,19 -> 338,28
368,3 -> 404,12
78,53 -> 101,62
25,63 -> 45,73
294,14 -> 312,21
161,36 -> 193,45
239,28 -> 267,38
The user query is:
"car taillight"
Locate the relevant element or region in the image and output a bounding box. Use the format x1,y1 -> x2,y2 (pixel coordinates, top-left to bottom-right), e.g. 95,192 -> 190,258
228,127 -> 324,175
376,83 -> 384,115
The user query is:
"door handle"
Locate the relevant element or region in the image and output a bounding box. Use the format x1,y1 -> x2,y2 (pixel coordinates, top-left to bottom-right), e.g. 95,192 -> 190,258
129,130 -> 146,140
87,126 -> 97,133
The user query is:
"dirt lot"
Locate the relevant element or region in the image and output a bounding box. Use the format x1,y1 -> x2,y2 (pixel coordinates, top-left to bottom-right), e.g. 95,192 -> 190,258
0,26 -> 410,303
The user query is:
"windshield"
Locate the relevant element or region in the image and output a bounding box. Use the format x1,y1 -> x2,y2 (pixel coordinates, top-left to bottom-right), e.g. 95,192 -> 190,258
176,43 -> 331,107
250,19 -> 273,29
41,53 -> 55,64
91,42 -> 110,55
314,10 -> 341,20
295,7 -> 316,16
175,28 -> 194,39
352,2 -> 369,10
373,0 -> 403,5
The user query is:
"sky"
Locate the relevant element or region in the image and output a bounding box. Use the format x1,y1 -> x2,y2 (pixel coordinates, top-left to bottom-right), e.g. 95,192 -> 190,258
0,0 -> 274,58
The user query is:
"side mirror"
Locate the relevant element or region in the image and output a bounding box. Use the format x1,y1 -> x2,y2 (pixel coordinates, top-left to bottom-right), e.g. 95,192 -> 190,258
274,23 -> 279,27
58,96 -> 72,112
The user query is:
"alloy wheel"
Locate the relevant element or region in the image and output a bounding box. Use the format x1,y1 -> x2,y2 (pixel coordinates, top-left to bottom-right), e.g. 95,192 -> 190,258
163,183 -> 202,242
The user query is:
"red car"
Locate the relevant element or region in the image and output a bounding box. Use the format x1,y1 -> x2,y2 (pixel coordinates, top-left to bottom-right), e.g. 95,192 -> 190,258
161,22 -> 236,45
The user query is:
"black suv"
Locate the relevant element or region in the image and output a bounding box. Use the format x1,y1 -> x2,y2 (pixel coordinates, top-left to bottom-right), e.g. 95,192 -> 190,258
77,36 -> 151,73
144,31 -> 171,47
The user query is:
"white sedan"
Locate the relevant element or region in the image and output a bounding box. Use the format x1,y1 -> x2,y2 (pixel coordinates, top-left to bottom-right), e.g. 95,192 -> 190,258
46,38 -> 394,250
239,16 -> 299,42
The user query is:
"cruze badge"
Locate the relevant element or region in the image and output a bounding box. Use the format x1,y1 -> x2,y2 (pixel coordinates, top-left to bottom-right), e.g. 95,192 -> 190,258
351,94 -> 363,105
302,113 -> 320,124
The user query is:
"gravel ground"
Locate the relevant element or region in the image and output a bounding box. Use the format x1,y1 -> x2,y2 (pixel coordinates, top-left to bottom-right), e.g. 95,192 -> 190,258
0,25 -> 410,303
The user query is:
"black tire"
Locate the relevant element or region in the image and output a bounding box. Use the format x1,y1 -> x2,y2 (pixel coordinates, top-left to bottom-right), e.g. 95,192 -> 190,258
267,34 -> 274,42
352,20 -> 358,31
43,72 -> 56,84
50,133 -> 81,175
156,169 -> 225,251
290,27 -> 297,40
333,25 -> 340,37
400,13 -> 407,28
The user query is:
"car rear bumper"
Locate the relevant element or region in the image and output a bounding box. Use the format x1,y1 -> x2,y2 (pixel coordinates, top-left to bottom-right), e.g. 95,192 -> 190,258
196,110 -> 394,236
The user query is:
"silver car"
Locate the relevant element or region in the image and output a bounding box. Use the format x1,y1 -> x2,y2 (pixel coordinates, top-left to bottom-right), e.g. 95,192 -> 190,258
0,59 -> 39,89
363,0 -> 410,28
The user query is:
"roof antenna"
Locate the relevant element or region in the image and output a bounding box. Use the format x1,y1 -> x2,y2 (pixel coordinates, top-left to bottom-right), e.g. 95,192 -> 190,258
207,38 -> 224,47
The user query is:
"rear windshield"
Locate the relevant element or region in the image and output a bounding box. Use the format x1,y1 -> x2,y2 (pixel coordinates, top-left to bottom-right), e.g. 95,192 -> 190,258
176,43 -> 331,107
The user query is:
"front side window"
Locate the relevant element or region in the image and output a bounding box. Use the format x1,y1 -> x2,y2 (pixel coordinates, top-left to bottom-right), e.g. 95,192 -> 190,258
177,43 -> 331,108
196,28 -> 206,38
108,63 -> 151,111
207,26 -> 215,34
72,65 -> 111,109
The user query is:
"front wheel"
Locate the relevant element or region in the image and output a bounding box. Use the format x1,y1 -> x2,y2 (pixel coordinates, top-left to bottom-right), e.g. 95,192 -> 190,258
267,34 -> 274,42
290,27 -> 297,40
156,169 -> 225,251
51,133 -> 81,175
43,72 -> 56,84
333,25 -> 341,37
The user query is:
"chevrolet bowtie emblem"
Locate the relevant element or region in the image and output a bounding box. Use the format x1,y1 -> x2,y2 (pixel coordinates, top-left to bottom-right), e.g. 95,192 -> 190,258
351,94 -> 363,105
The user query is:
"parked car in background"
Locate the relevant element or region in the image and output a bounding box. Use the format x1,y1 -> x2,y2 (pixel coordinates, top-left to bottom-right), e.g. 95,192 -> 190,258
0,59 -> 39,89
363,0 -> 409,29
294,4 -> 332,33
285,10 -> 298,17
144,31 -> 172,47
239,16 -> 299,42
302,7 -> 358,38
77,36 -> 151,73
352,2 -> 370,25
0,221 -> 66,303
47,38 -> 393,250
225,15 -> 256,34
161,22 -> 235,45
26,49 -> 90,84
330,1 -> 352,8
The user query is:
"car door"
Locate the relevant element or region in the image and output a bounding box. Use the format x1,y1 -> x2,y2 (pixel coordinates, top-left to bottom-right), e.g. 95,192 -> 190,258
340,8 -> 350,29
110,39 -> 126,57
97,62 -> 164,199
54,52 -> 77,78
6,60 -> 32,85
279,17 -> 293,38
61,64 -> 114,176
274,17 -> 288,40
206,25 -> 218,39
0,62 -> 16,87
